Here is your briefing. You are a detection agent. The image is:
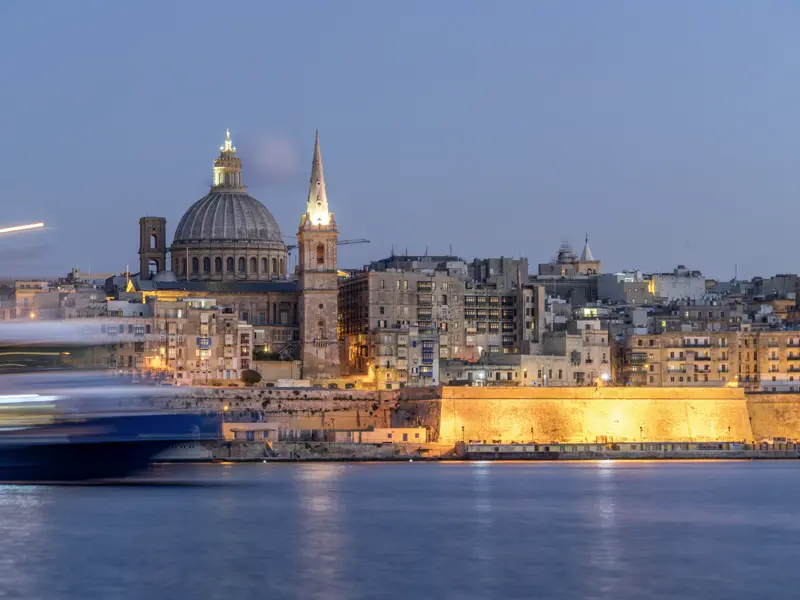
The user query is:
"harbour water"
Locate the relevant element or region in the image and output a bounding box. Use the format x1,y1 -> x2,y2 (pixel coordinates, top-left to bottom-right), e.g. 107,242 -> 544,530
1,461 -> 799,599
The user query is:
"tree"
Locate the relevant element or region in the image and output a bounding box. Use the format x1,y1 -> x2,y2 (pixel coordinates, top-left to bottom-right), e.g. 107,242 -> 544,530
241,369 -> 262,387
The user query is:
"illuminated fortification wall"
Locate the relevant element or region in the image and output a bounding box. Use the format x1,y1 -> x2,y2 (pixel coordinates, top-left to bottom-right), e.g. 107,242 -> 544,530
396,387 -> 754,444
747,394 -> 800,441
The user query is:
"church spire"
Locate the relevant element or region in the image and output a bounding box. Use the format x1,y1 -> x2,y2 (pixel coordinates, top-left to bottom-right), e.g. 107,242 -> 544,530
304,130 -> 331,226
580,234 -> 595,262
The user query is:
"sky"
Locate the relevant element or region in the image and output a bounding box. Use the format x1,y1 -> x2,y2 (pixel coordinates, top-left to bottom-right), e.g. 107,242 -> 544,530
1,0 -> 798,280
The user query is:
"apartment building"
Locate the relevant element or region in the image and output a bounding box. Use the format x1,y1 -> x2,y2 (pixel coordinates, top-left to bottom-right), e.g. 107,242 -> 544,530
354,326 -> 440,387
619,331 -> 800,392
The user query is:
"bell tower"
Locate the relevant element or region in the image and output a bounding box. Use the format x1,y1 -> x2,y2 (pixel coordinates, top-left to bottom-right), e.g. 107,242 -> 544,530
139,216 -> 167,279
297,131 -> 340,379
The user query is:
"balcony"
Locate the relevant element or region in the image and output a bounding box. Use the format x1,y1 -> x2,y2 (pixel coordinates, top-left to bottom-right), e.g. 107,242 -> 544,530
667,368 -> 687,374
667,356 -> 684,361
789,341 -> 800,348
789,355 -> 800,361
694,355 -> 712,361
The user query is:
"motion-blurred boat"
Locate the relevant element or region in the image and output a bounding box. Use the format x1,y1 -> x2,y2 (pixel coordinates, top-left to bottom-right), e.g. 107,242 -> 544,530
0,322 -> 221,482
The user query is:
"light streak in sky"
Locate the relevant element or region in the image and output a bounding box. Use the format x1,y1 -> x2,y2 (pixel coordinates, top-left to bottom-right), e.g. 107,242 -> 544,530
0,223 -> 44,235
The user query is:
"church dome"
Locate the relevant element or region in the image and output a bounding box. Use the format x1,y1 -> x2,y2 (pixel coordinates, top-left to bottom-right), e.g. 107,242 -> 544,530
169,130 -> 288,282
173,191 -> 283,245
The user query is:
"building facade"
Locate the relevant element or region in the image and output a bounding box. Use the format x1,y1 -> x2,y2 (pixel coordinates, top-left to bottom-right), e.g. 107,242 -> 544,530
619,330 -> 800,392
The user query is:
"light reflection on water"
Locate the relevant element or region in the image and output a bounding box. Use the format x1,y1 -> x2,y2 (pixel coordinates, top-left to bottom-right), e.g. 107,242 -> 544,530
0,485 -> 47,599
297,464 -> 349,600
0,461 -> 797,599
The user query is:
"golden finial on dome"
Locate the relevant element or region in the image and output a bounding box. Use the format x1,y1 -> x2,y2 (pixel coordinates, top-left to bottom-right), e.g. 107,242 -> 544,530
221,128 -> 235,153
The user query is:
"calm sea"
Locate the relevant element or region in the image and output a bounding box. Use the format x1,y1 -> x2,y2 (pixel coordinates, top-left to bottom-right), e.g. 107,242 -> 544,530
0,461 -> 798,600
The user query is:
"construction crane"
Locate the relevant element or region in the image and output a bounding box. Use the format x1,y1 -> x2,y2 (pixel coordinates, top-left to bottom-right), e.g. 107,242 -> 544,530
285,238 -> 369,253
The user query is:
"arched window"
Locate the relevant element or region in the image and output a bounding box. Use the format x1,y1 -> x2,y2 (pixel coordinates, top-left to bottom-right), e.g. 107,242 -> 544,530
203,257 -> 211,273
238,257 -> 245,272
227,257 -> 234,272
215,257 -> 222,273
224,173 -> 229,185
261,257 -> 267,273
179,258 -> 186,276
271,257 -> 277,274
250,257 -> 257,273
150,234 -> 157,250
280,258 -> 285,275
192,257 -> 199,273
317,320 -> 326,339
316,243 -> 325,264
148,259 -> 158,276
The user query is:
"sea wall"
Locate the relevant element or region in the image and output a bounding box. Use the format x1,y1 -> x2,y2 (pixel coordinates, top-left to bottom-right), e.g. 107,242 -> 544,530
746,393 -> 800,441
399,387 -> 754,444
160,386 -> 440,432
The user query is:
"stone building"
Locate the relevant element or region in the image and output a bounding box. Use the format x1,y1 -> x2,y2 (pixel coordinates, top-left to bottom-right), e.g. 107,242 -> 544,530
650,265 -> 706,302
127,130 -> 341,380
618,330 -> 800,392
537,237 -> 600,277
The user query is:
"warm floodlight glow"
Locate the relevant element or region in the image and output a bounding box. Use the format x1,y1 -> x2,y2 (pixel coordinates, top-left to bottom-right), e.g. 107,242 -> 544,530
0,222 -> 44,234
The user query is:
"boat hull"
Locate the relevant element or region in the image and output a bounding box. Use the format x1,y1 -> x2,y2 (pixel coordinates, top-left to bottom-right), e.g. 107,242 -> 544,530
0,413 -> 220,482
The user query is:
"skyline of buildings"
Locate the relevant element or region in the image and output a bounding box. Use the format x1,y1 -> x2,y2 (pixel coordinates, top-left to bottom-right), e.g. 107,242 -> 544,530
3,129 -> 800,392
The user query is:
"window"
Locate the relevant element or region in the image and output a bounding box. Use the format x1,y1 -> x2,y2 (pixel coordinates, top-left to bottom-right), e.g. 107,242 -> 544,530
403,280 -> 408,290
203,257 -> 211,273
227,257 -> 234,272
215,257 -> 222,272
380,306 -> 385,315
150,234 -> 157,249
192,257 -> 199,273
316,243 -> 325,264
380,280 -> 385,290
238,257 -> 245,272
649,339 -> 654,346
280,258 -> 284,275
250,257 -> 257,273
637,339 -> 643,346
261,258 -> 267,273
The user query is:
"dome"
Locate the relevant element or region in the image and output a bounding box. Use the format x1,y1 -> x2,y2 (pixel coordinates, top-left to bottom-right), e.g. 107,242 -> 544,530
172,191 -> 283,245
152,269 -> 177,283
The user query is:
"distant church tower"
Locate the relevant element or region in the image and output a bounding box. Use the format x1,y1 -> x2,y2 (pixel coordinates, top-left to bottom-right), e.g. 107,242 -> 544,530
297,131 -> 340,379
139,216 -> 167,279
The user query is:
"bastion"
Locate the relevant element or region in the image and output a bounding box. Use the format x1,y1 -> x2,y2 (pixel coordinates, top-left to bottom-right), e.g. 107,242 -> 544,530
396,386 -> 755,445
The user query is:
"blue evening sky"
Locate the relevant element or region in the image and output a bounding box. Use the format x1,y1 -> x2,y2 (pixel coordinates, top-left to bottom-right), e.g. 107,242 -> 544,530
1,0 -> 798,279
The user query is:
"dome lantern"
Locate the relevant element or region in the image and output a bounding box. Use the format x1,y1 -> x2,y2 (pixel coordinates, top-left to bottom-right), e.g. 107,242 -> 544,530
212,129 -> 244,189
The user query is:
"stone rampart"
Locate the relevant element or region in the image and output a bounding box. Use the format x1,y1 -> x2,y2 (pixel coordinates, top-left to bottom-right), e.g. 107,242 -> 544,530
746,393 -> 800,441
401,386 -> 754,444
